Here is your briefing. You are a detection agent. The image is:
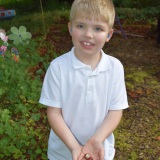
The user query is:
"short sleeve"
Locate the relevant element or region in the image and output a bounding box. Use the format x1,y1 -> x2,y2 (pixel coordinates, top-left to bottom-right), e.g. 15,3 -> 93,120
39,62 -> 61,108
109,61 -> 128,110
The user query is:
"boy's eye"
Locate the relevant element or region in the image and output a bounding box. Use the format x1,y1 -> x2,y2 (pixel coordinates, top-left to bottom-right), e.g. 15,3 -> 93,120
95,27 -> 103,31
77,24 -> 84,28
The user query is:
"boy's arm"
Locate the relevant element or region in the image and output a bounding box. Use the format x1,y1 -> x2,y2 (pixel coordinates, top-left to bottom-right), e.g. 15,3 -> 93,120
78,110 -> 123,160
92,109 -> 123,142
47,107 -> 82,159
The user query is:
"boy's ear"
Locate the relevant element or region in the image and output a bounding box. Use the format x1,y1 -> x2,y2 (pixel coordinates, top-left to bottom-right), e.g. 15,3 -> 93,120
68,22 -> 72,35
106,29 -> 114,42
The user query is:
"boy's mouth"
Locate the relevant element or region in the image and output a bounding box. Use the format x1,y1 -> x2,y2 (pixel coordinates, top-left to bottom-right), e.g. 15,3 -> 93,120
81,41 -> 94,46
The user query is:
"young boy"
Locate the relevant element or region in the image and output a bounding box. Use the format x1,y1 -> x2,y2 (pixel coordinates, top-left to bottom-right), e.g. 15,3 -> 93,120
39,0 -> 129,159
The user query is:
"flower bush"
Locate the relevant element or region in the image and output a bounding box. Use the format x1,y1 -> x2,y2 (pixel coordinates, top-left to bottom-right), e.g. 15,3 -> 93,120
0,29 -> 8,58
0,26 -> 32,62
0,26 -> 49,159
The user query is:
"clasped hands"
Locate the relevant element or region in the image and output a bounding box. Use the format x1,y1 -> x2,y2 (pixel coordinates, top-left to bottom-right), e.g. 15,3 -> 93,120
72,138 -> 104,160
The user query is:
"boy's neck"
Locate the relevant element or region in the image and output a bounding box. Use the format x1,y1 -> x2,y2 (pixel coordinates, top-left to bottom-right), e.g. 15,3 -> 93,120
74,51 -> 102,70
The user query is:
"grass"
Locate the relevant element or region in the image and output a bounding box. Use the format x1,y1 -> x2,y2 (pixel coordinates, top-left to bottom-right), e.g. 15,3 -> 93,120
0,10 -> 69,36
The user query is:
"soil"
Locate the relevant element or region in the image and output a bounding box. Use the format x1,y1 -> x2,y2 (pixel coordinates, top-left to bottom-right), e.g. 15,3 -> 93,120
39,18 -> 160,159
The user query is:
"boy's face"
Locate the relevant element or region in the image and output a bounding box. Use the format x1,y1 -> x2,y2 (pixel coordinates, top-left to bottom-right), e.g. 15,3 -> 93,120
68,17 -> 113,59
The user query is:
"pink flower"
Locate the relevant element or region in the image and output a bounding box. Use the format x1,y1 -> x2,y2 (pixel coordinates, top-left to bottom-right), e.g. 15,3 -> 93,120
0,46 -> 7,52
1,36 -> 8,42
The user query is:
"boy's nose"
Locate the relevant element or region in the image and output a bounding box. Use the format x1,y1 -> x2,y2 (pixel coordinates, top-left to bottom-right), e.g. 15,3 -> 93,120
84,29 -> 93,38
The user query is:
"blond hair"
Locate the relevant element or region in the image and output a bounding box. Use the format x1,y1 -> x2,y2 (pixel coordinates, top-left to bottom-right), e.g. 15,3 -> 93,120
69,0 -> 115,29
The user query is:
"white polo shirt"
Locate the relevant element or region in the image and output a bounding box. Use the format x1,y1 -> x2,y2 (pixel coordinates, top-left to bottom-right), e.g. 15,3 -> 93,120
39,47 -> 128,160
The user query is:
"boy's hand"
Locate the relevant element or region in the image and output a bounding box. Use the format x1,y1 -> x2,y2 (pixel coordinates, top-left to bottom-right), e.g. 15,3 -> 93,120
78,138 -> 105,160
71,145 -> 83,160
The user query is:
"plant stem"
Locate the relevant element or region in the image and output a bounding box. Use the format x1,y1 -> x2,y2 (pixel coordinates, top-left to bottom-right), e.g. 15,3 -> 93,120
40,0 -> 47,39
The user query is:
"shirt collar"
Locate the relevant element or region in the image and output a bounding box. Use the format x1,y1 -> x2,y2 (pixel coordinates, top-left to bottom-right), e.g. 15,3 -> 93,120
71,47 -> 111,74
71,47 -> 88,69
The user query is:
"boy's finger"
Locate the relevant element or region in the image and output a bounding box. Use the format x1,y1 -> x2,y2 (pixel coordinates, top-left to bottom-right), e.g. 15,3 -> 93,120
99,149 -> 105,160
77,152 -> 85,160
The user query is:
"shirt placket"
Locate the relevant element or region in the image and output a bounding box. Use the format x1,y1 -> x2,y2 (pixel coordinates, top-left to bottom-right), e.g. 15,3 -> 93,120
86,69 -> 94,103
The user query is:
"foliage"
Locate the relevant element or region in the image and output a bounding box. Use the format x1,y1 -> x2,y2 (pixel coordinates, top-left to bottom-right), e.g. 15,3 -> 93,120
0,25 -> 50,158
0,26 -> 32,63
43,0 -> 70,11
125,67 -> 160,97
114,0 -> 160,23
0,0 -> 70,15
113,0 -> 160,9
116,6 -> 160,23
0,0 -> 41,15
0,10 -> 69,36
0,108 -> 47,159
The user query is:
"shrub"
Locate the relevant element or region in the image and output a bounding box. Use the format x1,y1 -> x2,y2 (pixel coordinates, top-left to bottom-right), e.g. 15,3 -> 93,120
116,6 -> 160,23
0,27 -> 50,159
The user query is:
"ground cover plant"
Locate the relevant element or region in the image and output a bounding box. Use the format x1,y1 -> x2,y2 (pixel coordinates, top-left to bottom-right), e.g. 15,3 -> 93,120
0,28 -> 50,159
0,1 -> 160,159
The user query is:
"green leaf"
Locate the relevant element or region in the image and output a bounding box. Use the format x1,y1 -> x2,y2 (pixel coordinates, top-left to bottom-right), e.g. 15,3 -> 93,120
36,69 -> 44,75
0,40 -> 4,46
31,113 -> 41,121
19,26 -> 26,35
35,148 -> 42,154
1,109 -> 10,122
21,32 -> 32,40
0,124 -> 3,134
0,88 -> 5,96
8,34 -> 18,41
28,99 -> 37,104
13,37 -> 21,45
10,27 -> 19,35
25,40 -> 30,45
